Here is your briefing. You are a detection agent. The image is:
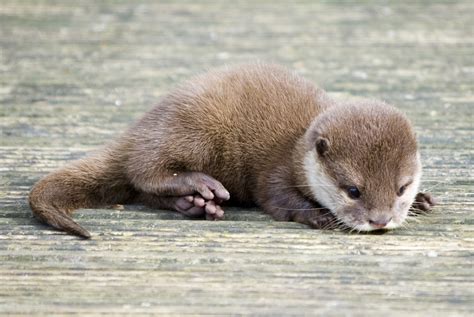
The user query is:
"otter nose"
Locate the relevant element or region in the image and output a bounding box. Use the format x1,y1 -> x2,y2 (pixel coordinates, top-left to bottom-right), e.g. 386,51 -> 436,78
368,216 -> 392,229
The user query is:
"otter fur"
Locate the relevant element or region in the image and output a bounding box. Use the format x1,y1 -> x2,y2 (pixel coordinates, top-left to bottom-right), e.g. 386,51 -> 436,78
29,63 -> 435,238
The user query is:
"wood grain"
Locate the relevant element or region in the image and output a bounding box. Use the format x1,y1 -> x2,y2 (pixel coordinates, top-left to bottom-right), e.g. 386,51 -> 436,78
0,1 -> 472,315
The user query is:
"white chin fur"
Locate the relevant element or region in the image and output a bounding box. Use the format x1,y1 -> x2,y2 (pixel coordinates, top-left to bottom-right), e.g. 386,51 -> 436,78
353,220 -> 399,232
303,151 -> 342,214
353,223 -> 375,232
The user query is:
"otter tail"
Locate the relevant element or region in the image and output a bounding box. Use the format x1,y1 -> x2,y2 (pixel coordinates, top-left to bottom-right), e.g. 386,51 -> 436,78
29,146 -> 135,239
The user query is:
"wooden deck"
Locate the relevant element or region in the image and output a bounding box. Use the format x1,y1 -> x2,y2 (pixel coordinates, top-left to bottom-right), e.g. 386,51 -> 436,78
0,1 -> 472,315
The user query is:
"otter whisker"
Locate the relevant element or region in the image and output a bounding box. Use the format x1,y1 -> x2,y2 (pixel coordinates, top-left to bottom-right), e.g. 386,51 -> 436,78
420,180 -> 453,192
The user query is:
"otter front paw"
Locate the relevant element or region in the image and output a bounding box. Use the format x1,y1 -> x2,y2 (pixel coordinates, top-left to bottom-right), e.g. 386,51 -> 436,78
411,192 -> 436,213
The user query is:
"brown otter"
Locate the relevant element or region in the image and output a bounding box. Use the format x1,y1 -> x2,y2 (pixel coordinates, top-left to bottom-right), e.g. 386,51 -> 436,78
29,63 -> 435,238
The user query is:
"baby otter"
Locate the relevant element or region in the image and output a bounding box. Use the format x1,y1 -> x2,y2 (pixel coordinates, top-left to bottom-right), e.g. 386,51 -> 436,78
29,63 -> 435,238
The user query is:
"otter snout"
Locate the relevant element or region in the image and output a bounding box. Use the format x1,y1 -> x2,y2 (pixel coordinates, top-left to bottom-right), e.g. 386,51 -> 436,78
368,215 -> 393,229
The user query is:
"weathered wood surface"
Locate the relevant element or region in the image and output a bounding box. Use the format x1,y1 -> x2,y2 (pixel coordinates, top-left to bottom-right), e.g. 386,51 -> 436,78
0,0 -> 473,315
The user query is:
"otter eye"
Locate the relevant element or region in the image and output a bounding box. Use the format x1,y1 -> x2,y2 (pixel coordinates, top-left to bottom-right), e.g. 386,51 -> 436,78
398,185 -> 406,196
346,186 -> 361,199
398,184 -> 407,196
397,181 -> 412,197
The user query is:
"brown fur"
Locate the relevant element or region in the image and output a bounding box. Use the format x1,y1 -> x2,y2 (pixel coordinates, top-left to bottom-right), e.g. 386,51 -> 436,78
29,63 -> 434,238
294,102 -> 423,228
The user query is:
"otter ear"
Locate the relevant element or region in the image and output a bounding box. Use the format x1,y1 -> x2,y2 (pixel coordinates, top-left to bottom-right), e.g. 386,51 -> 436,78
315,137 -> 330,157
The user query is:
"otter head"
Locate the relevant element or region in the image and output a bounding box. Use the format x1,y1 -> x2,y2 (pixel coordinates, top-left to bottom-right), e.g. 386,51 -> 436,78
303,101 -> 421,231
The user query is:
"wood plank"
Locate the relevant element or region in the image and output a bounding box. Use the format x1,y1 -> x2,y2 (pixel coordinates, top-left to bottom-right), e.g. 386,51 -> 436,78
0,0 -> 472,315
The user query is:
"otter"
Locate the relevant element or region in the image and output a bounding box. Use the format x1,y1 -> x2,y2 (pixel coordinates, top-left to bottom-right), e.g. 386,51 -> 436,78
29,63 -> 435,238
